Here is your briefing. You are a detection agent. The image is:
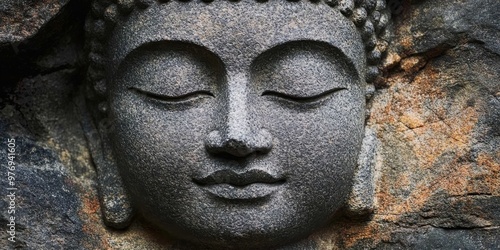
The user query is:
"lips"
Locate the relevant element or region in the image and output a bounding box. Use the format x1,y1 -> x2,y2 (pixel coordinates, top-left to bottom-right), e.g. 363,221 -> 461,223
193,169 -> 285,200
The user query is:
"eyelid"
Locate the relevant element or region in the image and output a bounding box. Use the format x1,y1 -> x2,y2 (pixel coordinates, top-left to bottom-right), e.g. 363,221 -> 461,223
261,87 -> 347,103
129,87 -> 214,102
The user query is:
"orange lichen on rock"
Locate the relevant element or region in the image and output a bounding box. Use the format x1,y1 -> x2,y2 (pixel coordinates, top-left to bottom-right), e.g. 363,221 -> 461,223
394,24 -> 415,55
315,221 -> 391,249
78,192 -> 174,249
400,56 -> 426,73
369,52 -> 482,222
475,154 -> 500,195
79,194 -> 110,249
370,64 -> 444,128
339,222 -> 391,249
382,52 -> 402,69
81,195 -> 100,216
400,111 -> 425,129
79,195 -> 100,230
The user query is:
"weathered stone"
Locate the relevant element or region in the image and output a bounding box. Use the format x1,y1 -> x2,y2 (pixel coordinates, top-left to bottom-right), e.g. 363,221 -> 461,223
0,0 -> 70,44
84,1 -> 380,248
0,0 -> 499,249
336,0 -> 500,247
0,138 -> 84,249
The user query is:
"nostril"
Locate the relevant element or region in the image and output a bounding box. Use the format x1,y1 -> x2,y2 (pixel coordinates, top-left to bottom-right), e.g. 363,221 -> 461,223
224,138 -> 257,157
204,129 -> 273,158
212,151 -> 253,161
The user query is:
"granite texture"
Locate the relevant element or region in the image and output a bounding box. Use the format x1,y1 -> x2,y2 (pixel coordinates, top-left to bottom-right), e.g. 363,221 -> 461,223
88,1 -> 369,248
0,0 -> 499,249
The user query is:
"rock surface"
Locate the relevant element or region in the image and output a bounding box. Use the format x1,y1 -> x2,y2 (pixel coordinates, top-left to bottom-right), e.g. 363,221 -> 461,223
0,0 -> 69,43
1,0 -> 499,249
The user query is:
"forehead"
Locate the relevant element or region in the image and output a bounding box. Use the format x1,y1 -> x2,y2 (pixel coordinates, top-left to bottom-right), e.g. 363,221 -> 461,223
108,0 -> 365,75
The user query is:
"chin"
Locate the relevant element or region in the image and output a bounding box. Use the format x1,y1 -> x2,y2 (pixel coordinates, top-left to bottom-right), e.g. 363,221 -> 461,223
174,225 -> 312,250
150,206 -> 326,250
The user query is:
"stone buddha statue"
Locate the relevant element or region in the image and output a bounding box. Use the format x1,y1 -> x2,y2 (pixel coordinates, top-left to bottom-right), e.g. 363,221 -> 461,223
83,0 -> 390,248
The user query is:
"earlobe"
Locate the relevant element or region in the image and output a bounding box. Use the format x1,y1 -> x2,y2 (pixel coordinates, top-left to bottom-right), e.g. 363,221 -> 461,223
346,128 -> 380,217
79,101 -> 134,229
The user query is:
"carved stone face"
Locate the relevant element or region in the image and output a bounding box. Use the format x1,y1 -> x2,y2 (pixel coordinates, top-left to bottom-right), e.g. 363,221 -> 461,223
106,0 -> 365,248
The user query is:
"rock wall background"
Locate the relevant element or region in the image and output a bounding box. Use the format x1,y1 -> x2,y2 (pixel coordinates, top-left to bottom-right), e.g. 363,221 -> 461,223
1,0 -> 498,249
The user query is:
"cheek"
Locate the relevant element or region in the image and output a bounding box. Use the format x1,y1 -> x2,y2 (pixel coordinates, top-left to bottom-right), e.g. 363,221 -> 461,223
266,89 -> 364,149
263,89 -> 365,183
106,92 -> 213,191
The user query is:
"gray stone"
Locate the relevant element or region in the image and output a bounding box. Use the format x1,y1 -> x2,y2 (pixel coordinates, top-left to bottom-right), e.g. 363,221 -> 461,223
1,0 -> 499,249
83,0 -> 390,248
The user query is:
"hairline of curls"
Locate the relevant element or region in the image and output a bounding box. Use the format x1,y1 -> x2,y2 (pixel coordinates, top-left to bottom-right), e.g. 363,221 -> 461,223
85,0 -> 391,114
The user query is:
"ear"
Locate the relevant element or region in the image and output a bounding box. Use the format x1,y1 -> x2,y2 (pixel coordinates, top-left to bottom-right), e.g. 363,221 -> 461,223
346,128 -> 380,217
79,100 -> 134,229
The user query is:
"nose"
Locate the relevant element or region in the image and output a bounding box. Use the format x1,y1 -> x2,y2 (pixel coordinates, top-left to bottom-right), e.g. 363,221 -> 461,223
205,73 -> 273,158
205,129 -> 273,157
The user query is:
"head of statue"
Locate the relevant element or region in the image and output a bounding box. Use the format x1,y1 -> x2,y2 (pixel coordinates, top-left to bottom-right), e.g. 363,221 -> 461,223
84,0 -> 390,248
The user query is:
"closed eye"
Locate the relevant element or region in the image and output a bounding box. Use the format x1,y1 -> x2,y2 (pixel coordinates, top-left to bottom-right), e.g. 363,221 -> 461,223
261,87 -> 347,103
129,87 -> 214,103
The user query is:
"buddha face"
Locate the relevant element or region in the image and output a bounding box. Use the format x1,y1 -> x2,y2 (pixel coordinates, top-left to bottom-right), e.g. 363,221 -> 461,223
105,0 -> 365,248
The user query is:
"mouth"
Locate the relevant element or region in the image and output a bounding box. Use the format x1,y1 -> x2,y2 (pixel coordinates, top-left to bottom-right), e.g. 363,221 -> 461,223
193,169 -> 286,200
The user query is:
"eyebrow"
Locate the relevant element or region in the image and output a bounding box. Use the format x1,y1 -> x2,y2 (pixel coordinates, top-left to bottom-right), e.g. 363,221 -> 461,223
118,39 -> 359,86
250,40 -> 359,79
116,40 -> 226,78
